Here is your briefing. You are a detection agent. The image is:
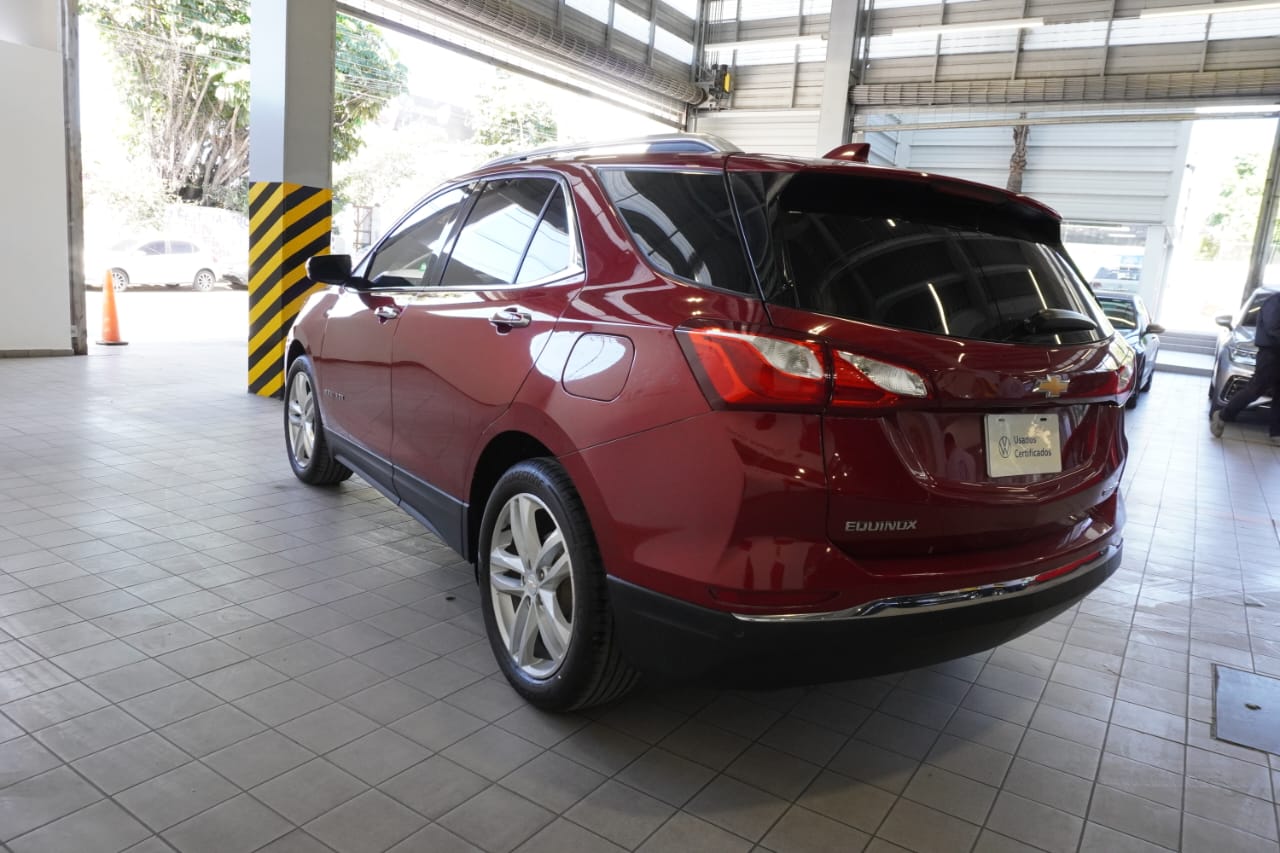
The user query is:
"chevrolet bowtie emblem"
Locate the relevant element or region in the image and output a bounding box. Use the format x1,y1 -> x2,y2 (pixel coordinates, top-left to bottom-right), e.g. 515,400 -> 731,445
1033,375 -> 1070,398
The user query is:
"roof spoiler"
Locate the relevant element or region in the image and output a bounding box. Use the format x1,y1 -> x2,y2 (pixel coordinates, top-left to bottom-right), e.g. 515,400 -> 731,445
822,143 -> 871,163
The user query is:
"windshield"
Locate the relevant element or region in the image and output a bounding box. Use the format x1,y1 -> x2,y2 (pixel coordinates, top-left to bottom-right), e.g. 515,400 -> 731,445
1096,297 -> 1138,331
730,170 -> 1105,345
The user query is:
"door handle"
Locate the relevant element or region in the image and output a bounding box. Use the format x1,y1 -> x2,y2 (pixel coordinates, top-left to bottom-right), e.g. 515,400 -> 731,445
489,309 -> 532,330
374,305 -> 401,322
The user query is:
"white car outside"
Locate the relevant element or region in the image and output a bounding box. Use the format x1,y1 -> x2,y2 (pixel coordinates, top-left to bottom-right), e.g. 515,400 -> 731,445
92,238 -> 222,291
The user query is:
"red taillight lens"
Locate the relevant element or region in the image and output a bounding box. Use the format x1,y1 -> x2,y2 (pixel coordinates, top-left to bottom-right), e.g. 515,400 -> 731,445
677,326 -> 829,411
677,324 -> 932,412
831,350 -> 929,408
1059,344 -> 1135,400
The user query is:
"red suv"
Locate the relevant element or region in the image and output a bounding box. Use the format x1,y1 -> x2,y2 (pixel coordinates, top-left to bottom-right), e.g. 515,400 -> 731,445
285,134 -> 1129,710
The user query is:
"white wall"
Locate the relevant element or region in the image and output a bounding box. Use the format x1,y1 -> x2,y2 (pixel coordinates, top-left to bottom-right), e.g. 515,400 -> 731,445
692,109 -> 822,156
0,1 -> 72,355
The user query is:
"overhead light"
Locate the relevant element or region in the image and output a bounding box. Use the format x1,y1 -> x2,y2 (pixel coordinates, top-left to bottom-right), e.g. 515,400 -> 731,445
1194,103 -> 1280,114
890,17 -> 1045,37
705,35 -> 827,51
1140,0 -> 1280,19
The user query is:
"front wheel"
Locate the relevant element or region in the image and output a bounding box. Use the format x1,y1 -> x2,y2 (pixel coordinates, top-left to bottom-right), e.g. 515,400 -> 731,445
284,357 -> 352,485
110,268 -> 129,292
193,269 -> 216,291
479,459 -> 638,711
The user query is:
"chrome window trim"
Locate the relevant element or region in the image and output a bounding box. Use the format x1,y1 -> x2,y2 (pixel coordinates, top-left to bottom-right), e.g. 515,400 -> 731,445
731,543 -> 1119,623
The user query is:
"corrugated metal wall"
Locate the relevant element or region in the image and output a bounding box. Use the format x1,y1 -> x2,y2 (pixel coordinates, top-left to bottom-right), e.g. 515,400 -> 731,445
888,121 -> 1188,225
692,108 -> 821,155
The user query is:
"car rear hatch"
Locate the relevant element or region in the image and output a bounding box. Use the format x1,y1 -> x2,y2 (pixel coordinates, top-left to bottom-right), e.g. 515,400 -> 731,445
727,160 -> 1129,578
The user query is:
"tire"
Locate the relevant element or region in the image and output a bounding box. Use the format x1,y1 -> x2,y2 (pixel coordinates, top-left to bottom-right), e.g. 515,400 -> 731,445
479,459 -> 639,711
193,269 -> 216,291
110,268 -> 129,292
1140,369 -> 1153,393
284,357 -> 352,486
1125,391 -> 1139,409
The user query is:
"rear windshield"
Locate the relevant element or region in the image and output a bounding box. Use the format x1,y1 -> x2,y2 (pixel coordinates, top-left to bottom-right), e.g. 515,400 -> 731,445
731,171 -> 1105,344
1095,297 -> 1137,331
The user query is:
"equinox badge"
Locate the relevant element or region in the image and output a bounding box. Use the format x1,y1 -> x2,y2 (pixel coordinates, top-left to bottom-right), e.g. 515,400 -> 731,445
1033,375 -> 1070,398
846,520 -> 918,532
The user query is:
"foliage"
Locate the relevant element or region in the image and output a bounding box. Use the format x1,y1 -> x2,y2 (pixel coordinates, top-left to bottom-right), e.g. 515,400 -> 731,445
85,0 -> 407,210
1198,153 -> 1265,261
471,72 -> 558,160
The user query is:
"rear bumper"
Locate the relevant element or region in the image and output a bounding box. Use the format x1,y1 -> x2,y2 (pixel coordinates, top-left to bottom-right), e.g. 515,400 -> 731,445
608,541 -> 1121,686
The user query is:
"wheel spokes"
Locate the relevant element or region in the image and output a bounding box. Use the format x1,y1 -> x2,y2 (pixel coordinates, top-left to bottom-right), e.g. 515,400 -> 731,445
509,596 -> 540,666
508,495 -> 542,571
536,588 -> 571,661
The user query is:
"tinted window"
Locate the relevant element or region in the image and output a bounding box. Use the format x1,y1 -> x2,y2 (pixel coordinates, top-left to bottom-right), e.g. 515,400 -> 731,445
139,241 -> 166,255
516,190 -> 571,284
598,169 -> 753,293
170,241 -> 195,254
442,179 -> 556,287
1096,297 -> 1138,331
367,188 -> 465,287
731,171 -> 1102,344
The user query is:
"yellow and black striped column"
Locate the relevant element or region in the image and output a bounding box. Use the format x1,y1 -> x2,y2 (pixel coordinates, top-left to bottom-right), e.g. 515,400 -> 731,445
247,182 -> 332,397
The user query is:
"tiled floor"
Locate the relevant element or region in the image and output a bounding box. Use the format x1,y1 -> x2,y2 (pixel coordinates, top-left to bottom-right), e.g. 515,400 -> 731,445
1,341 -> 1278,853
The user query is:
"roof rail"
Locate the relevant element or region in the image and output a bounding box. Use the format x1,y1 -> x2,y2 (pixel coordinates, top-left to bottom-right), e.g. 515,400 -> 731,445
481,133 -> 741,168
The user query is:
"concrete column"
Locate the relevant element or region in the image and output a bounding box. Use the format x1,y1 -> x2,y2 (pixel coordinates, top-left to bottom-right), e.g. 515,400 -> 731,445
247,0 -> 336,396
815,0 -> 859,155
0,0 -> 79,356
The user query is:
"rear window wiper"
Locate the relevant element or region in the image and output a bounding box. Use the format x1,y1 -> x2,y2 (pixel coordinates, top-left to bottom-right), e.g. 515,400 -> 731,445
1004,308 -> 1098,341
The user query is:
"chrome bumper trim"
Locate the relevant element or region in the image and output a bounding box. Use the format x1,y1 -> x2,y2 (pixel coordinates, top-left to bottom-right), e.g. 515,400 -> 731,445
731,543 -> 1119,624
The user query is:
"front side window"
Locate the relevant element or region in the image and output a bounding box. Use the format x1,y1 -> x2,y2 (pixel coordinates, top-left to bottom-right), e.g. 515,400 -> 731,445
441,179 -> 566,287
598,169 -> 754,294
366,188 -> 466,288
731,170 -> 1104,344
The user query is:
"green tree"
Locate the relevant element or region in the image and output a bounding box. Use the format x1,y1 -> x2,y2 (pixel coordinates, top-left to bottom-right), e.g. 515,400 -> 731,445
471,72 -> 558,160
85,0 -> 407,210
1199,153 -> 1266,261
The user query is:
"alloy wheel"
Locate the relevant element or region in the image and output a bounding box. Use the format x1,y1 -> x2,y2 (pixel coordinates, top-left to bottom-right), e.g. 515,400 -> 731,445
287,371 -> 316,467
489,493 -> 574,679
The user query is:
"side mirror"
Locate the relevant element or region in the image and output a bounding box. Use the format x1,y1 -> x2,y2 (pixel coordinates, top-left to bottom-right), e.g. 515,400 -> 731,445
1145,323 -> 1165,335
1214,314 -> 1233,329
306,254 -> 353,285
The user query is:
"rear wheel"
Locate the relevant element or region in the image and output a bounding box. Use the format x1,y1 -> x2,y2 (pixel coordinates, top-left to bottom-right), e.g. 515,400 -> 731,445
110,269 -> 129,292
193,269 -> 216,291
479,459 -> 638,711
284,357 -> 352,485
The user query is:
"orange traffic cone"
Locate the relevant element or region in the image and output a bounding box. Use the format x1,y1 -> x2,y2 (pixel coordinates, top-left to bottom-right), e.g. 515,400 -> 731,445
96,270 -> 128,346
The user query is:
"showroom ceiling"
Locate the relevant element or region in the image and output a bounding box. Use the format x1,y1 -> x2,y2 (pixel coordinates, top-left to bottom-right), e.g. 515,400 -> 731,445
703,0 -> 1280,129
339,0 -> 702,123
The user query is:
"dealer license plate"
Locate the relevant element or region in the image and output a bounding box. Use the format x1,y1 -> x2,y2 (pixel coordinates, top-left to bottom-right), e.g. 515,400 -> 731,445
985,413 -> 1062,478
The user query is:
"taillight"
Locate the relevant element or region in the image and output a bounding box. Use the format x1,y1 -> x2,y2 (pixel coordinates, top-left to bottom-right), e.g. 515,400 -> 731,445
677,327 -> 828,411
1059,342 -> 1135,401
831,350 -> 928,408
676,324 -> 931,412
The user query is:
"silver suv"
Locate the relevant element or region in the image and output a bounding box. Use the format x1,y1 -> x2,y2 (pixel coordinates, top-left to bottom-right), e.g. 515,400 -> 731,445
1211,286 -> 1278,413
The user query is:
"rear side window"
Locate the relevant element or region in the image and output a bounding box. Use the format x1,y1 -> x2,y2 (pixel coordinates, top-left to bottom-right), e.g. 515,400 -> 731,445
598,169 -> 754,294
1096,297 -> 1137,331
442,178 -> 564,287
731,171 -> 1104,344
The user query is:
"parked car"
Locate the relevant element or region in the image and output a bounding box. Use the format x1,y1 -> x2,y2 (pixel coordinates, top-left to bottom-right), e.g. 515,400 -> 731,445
283,134 -> 1129,710
1211,285 -> 1277,415
91,238 -> 222,291
1093,290 -> 1163,408
1089,264 -> 1140,290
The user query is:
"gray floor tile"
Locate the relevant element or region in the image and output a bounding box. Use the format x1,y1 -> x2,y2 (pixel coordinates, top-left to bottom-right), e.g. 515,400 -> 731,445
635,812 -> 750,853
760,804 -> 873,853
83,659 -> 183,702
326,728 -> 431,785
33,704 -> 148,761
442,725 -> 542,781
72,732 -> 190,794
340,679 -> 433,725
202,729 -> 314,788
1,681 -> 109,731
233,679 -> 332,726
878,797 -> 982,853
564,779 -> 673,848
379,755 -> 489,819
0,767 -> 102,841
158,704 -> 266,757
120,681 -> 223,728
116,762 -> 239,831
305,790 -> 427,853
7,799 -> 149,853
162,793 -> 292,853
251,758 -> 368,825
0,735 -> 61,787
278,703 -> 378,754
154,639 -> 248,678
439,785 -> 553,853
193,659 -> 287,701
390,700 -> 487,751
